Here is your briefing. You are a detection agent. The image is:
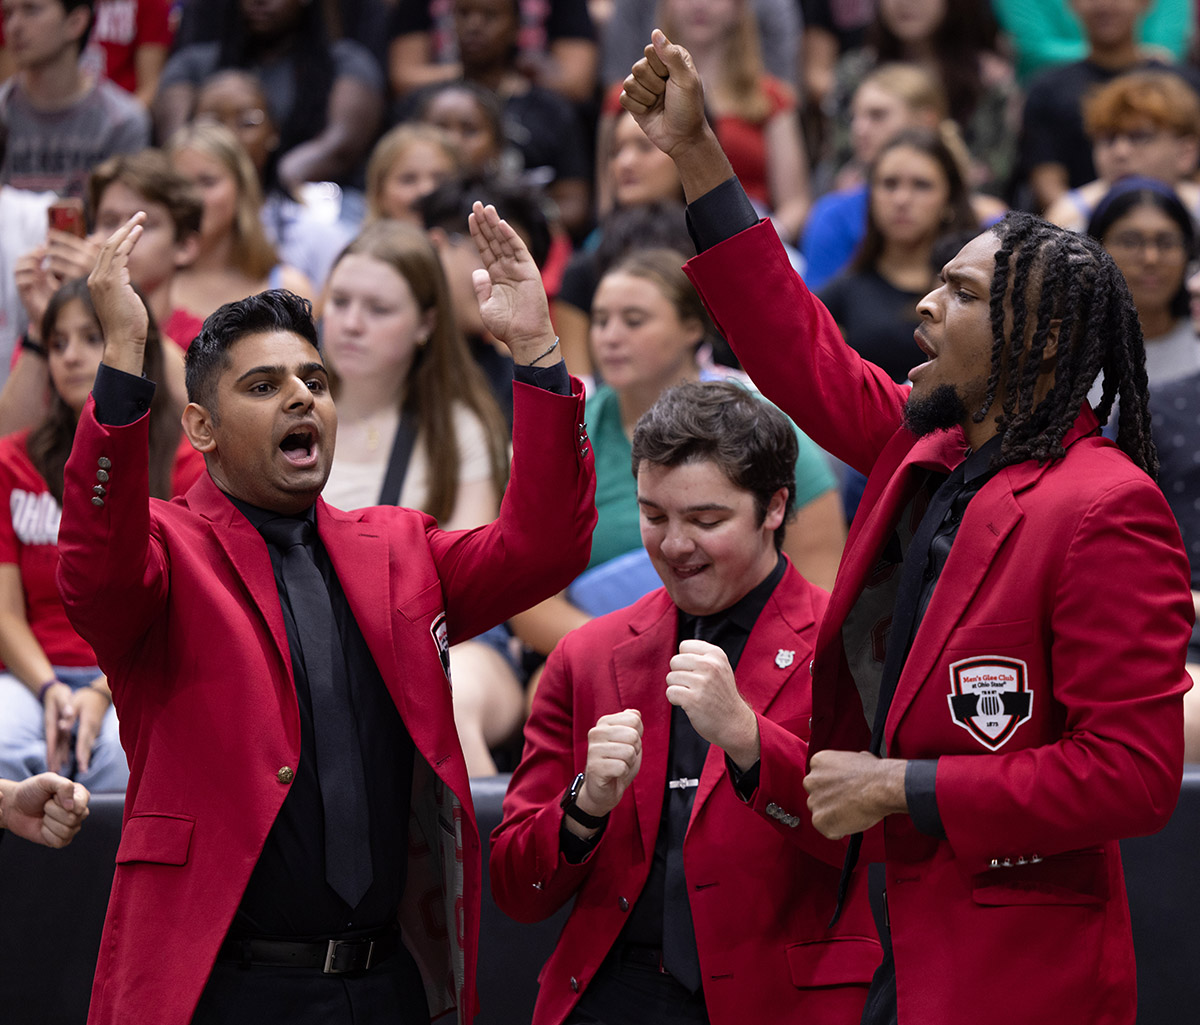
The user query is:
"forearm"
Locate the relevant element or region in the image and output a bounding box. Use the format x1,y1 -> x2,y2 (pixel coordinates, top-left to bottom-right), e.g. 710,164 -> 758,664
674,126 -> 737,205
509,592 -> 591,656
0,611 -> 56,694
0,352 -> 51,436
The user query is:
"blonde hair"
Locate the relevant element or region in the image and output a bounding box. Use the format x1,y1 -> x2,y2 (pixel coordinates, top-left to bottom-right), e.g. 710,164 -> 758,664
167,120 -> 278,279
364,123 -> 462,224
330,222 -> 509,522
657,0 -> 774,123
859,62 -> 949,122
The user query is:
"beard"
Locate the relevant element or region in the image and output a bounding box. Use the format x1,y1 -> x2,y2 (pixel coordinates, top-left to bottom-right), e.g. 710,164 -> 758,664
903,383 -> 970,437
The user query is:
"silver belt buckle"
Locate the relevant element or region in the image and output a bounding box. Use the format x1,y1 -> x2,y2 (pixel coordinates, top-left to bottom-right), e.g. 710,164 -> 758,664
323,938 -> 375,974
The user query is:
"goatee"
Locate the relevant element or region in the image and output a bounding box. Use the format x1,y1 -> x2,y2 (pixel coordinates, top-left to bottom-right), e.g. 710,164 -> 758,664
903,383 -> 969,437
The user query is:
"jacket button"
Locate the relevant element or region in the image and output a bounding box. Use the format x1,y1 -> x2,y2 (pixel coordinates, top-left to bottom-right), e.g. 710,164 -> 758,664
570,976 -> 579,993
97,457 -> 112,470
276,766 -> 294,784
618,896 -> 629,911
91,496 -> 104,507
96,469 -> 109,483
93,485 -> 106,497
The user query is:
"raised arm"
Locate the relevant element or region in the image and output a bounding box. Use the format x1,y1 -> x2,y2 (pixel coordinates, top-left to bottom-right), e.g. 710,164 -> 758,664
56,214 -> 171,665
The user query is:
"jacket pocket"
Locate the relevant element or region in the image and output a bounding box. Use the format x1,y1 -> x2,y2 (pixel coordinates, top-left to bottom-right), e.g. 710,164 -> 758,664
115,813 -> 195,866
786,936 -> 881,988
944,619 -> 1036,652
971,847 -> 1110,906
398,581 -> 444,623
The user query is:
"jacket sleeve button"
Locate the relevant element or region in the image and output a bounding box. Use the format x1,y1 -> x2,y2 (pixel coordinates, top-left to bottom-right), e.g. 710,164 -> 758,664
97,457 -> 112,470
91,496 -> 105,507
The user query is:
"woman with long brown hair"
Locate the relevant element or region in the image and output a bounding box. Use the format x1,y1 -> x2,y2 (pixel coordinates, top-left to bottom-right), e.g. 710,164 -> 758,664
321,220 -> 514,775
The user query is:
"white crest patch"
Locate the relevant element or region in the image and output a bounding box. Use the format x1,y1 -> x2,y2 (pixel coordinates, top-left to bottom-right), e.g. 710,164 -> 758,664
775,649 -> 795,669
430,611 -> 451,687
947,656 -> 1032,750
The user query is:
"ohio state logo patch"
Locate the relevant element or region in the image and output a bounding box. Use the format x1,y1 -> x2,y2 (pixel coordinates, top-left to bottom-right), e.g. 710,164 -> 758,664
946,656 -> 1032,750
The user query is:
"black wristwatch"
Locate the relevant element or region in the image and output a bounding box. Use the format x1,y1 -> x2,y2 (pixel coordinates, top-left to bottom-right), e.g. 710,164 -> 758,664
560,772 -> 608,828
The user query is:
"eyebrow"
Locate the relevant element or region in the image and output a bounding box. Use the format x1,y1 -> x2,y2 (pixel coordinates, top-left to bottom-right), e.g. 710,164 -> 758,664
235,361 -> 327,384
940,266 -> 989,291
637,499 -> 735,514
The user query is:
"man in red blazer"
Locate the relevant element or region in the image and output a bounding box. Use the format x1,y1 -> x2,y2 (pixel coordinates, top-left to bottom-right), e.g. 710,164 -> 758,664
492,381 -> 881,1025
55,206 -> 596,1025
619,32 -> 1194,1025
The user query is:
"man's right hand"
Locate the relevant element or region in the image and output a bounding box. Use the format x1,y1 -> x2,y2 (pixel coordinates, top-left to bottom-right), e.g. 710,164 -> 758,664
577,709 -> 644,819
619,30 -> 735,202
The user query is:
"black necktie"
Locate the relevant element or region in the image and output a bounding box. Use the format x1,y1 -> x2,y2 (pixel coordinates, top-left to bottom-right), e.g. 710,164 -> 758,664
661,616 -> 718,993
259,517 -> 373,909
831,462 -> 967,924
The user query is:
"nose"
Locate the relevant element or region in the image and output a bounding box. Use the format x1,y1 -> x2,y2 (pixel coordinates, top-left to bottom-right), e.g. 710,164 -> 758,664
916,284 -> 940,321
282,375 -> 315,411
660,524 -> 695,561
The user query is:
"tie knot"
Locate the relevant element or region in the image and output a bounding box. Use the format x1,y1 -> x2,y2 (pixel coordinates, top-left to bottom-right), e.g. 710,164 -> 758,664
259,516 -> 315,551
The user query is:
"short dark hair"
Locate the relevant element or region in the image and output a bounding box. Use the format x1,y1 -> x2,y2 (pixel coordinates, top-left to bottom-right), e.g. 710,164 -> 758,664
418,173 -> 552,269
631,380 -> 798,550
185,290 -> 319,414
62,0 -> 95,56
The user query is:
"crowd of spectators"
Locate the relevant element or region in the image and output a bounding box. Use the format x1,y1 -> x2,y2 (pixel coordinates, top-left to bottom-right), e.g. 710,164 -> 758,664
1,0 -> 1200,785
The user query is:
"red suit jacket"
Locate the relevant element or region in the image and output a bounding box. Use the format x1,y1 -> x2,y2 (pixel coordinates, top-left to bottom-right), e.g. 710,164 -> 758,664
56,380 -> 597,1025
491,567 -> 882,1025
683,221 -> 1194,1024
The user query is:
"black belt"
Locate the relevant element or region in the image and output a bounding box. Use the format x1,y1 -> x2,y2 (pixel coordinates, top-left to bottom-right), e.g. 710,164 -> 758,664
217,928 -> 399,974
615,944 -> 667,972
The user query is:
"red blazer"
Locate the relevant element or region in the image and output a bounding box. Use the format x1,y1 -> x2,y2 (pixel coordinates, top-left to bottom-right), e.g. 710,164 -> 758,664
684,220 -> 1194,1025
491,568 -> 882,1025
56,380 -> 597,1025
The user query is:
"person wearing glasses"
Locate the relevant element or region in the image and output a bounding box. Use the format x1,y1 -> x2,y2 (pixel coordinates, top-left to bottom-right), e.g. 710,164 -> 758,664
1087,177 -> 1200,390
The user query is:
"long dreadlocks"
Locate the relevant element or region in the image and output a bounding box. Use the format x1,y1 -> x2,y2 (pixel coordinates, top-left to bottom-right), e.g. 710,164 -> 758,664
977,211 -> 1158,478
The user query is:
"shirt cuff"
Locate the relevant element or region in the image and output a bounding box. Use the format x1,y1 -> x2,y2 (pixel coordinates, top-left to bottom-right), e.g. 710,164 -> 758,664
726,754 -> 761,801
93,362 -> 155,426
685,177 -> 760,253
559,816 -> 606,864
513,359 -> 570,396
905,758 -> 945,838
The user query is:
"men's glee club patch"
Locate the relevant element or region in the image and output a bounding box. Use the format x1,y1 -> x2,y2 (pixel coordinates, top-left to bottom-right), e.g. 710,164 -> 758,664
946,656 -> 1032,750
430,611 -> 452,686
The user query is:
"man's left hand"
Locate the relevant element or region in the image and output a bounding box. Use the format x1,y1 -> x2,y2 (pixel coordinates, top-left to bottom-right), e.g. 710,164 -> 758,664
803,750 -> 908,839
467,201 -> 559,366
666,639 -> 760,770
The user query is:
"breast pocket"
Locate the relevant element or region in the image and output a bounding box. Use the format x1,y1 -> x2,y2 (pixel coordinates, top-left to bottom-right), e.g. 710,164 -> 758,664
115,813 -> 195,866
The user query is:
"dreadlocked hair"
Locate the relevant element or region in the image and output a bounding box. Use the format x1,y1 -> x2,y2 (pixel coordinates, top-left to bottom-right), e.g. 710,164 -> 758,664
980,211 -> 1158,478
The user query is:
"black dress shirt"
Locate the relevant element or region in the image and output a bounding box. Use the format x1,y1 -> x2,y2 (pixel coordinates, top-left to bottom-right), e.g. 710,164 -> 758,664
561,555 -> 786,946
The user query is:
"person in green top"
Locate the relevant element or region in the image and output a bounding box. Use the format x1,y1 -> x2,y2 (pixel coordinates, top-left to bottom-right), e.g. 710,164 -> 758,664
509,247 -> 846,692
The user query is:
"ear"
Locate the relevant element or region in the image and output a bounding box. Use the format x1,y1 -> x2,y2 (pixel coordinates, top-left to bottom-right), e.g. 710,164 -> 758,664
1041,319 -> 1060,361
1175,135 -> 1200,178
682,316 -> 706,349
65,5 -> 91,47
182,401 -> 217,454
763,486 -> 788,534
419,307 -> 437,344
174,232 -> 202,271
